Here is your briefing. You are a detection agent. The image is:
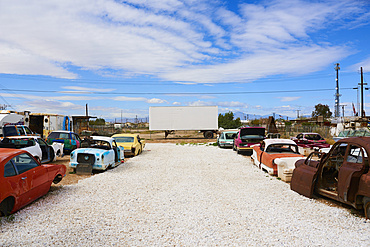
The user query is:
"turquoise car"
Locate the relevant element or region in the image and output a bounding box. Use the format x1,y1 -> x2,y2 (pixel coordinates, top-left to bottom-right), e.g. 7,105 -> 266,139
217,130 -> 238,148
69,136 -> 124,172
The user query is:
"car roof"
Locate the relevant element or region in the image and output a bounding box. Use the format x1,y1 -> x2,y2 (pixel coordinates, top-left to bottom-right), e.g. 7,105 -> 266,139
337,137 -> 370,148
91,136 -> 114,143
264,139 -> 297,147
300,132 -> 321,135
49,130 -> 75,133
112,134 -> 137,137
6,136 -> 39,140
220,130 -> 238,133
0,148 -> 27,164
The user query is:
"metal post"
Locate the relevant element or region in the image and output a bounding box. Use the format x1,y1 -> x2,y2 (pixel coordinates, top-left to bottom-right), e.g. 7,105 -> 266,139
334,63 -> 340,117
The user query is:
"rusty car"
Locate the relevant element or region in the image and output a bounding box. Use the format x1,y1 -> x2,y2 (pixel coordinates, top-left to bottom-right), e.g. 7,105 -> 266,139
291,137 -> 370,218
251,139 -> 304,181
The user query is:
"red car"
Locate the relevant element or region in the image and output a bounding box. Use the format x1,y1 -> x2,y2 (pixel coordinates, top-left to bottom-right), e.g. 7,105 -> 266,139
291,132 -> 330,149
0,149 -> 66,216
233,127 -> 265,155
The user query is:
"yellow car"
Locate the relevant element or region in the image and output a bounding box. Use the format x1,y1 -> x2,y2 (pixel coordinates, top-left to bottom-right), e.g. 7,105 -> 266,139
112,134 -> 145,157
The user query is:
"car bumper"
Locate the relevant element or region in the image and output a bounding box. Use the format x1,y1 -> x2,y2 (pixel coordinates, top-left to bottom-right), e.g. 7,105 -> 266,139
219,142 -> 233,147
124,150 -> 135,156
237,146 -> 253,151
69,162 -> 108,171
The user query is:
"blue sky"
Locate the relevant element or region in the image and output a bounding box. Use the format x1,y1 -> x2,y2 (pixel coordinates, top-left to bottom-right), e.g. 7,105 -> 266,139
0,0 -> 370,120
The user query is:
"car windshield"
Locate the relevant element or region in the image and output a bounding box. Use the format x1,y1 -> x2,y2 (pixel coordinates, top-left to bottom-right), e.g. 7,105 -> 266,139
265,144 -> 299,154
113,137 -> 134,143
3,126 -> 17,136
225,133 -> 237,139
9,138 -> 35,146
305,134 -> 323,140
47,132 -> 60,139
90,140 -> 111,150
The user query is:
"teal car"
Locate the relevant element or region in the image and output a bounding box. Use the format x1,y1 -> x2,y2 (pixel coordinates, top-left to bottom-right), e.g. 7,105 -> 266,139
46,131 -> 82,154
217,130 -> 238,148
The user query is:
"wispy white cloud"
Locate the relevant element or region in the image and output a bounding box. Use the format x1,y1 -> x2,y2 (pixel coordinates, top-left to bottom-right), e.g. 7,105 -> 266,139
62,86 -> 116,92
278,96 -> 301,102
113,96 -> 148,101
113,95 -> 167,104
146,98 -> 167,104
0,0 -> 366,83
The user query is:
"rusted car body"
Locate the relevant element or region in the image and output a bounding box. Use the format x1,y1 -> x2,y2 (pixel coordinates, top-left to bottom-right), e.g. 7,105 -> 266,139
291,137 -> 370,218
251,139 -> 304,181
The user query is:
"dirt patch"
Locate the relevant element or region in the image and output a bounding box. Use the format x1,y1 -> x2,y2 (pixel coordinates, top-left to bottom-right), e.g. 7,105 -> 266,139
51,156 -> 90,186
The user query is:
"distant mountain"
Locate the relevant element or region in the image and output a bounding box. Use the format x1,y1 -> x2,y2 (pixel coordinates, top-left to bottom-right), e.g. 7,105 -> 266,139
232,111 -> 291,120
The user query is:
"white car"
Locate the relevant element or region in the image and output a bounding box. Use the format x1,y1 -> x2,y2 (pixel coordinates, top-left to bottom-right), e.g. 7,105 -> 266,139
69,136 -> 124,172
0,136 -> 64,163
251,139 -> 305,182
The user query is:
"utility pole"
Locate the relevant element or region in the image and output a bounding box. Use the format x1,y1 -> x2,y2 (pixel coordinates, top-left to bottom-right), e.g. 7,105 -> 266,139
296,110 -> 300,119
341,105 -> 345,118
360,67 -> 367,118
334,63 -> 341,117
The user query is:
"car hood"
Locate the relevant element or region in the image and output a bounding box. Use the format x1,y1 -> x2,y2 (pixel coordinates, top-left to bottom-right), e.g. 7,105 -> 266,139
73,148 -> 109,155
240,128 -> 265,136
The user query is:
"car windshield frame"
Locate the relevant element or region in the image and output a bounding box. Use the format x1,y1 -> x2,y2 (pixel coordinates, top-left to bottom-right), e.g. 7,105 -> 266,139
265,143 -> 299,154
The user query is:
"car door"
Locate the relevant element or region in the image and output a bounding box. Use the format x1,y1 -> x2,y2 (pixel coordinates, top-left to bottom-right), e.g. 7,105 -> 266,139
72,133 -> 81,148
337,144 -> 367,203
37,138 -> 54,163
112,140 -> 119,162
2,159 -> 30,209
12,153 -> 49,206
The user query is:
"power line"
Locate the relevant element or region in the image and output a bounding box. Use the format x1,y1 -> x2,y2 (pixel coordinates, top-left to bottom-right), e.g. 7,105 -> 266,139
0,87 -> 357,95
0,72 -> 362,85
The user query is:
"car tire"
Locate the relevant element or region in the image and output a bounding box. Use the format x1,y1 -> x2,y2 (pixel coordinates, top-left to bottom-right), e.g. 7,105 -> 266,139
364,197 -> 370,219
204,131 -> 214,139
0,197 -> 15,216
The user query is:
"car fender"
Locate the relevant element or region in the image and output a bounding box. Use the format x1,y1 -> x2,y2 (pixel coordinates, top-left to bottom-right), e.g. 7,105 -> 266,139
357,173 -> 370,198
22,144 -> 42,160
51,142 -> 64,158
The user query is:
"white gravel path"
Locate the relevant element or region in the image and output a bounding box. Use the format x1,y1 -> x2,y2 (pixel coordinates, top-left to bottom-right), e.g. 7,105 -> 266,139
0,143 -> 369,246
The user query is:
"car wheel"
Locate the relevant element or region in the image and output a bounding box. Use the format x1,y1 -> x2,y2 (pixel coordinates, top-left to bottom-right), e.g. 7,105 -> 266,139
204,131 -> 214,139
53,174 -> 63,184
364,197 -> 370,219
0,197 -> 15,216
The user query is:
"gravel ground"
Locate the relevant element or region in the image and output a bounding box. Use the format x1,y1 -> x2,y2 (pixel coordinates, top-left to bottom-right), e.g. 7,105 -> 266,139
0,143 -> 369,246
